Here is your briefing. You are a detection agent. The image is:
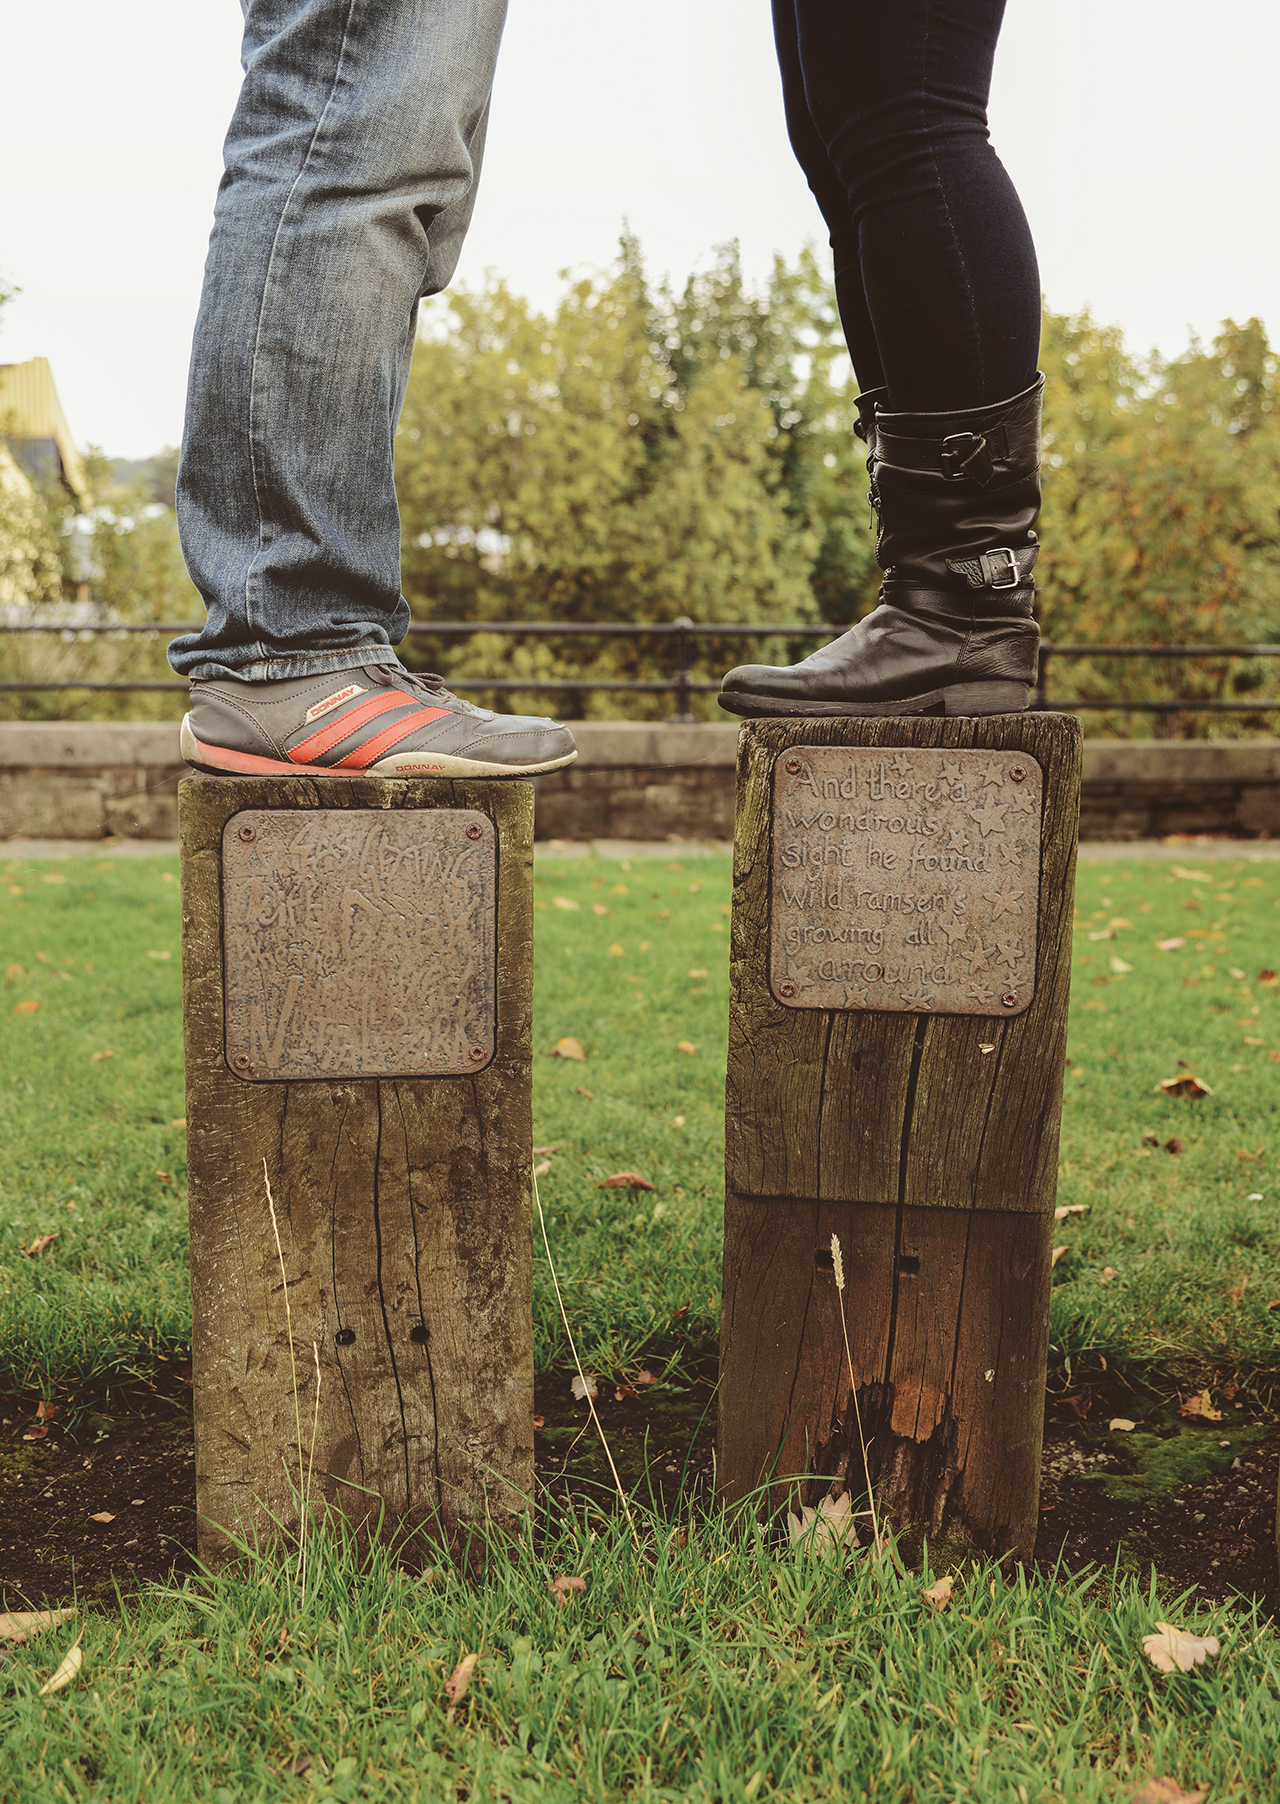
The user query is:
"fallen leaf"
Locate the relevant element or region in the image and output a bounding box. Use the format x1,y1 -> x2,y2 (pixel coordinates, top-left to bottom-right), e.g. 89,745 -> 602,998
591,904 -> 610,916
1110,956 -> 1133,974
787,1490 -> 857,1554
549,1575 -> 587,1605
38,1635 -> 84,1695
532,1414 -> 545,1429
1243,1036 -> 1264,1046
1056,1392 -> 1090,1418
532,1160 -> 552,1179
1259,969 -> 1278,985
548,1037 -> 586,1062
1178,1390 -> 1222,1422
1170,866 -> 1211,883
24,1232 -> 60,1258
40,873 -> 66,886
574,1086 -> 594,1098
444,1651 -> 478,1710
671,1114 -> 685,1127
154,1170 -> 171,1182
532,1144 -> 561,1156
634,1369 -> 657,1386
979,1043 -> 995,1054
1164,1137 -> 1183,1155
90,1050 -> 114,1063
598,1171 -> 655,1191
0,1608 -> 75,1640
922,1574 -> 954,1611
571,1374 -> 598,1402
676,1040 -> 697,1055
1109,1418 -> 1137,1432
1055,1204 -> 1089,1220
552,896 -> 580,911
285,1756 -> 314,1778
614,1385 -> 636,1401
1100,1266 -> 1118,1285
4,963 -> 23,980
89,1511 -> 116,1523
1156,937 -> 1186,952
1128,1779 -> 1208,1804
145,950 -> 172,960
1157,1074 -> 1213,1099
1228,966 -> 1247,980
170,1117 -> 186,1127
34,1401 -> 58,1422
1142,1133 -> 1160,1146
1141,1622 -> 1220,1675
1051,1245 -> 1069,1267
687,967 -> 708,979
608,942 -> 625,956
1227,1275 -> 1251,1306
14,1000 -> 39,1014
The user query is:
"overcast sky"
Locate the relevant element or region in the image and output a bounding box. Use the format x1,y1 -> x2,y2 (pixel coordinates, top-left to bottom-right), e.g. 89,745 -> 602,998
3,1 -> 1277,459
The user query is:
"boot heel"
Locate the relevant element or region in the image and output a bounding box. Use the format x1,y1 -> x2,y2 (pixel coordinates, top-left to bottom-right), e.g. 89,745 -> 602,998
943,681 -> 1029,717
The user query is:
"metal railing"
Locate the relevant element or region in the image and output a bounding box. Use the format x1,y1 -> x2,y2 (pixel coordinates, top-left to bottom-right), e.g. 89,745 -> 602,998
2,616 -> 1280,721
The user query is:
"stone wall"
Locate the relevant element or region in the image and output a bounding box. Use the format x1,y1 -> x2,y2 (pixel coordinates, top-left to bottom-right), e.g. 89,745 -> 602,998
0,720 -> 1277,843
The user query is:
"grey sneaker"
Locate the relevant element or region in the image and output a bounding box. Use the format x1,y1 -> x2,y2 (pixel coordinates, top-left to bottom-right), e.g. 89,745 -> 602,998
180,664 -> 577,778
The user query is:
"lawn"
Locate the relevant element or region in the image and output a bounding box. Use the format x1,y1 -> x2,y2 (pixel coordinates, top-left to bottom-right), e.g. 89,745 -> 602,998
2,843 -> 1280,1802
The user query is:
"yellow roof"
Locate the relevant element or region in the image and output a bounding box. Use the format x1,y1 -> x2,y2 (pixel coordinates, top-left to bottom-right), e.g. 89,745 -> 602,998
0,356 -> 89,506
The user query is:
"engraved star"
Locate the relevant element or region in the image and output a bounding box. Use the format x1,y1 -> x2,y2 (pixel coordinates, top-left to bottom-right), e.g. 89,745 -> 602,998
962,941 -> 994,976
996,838 -> 1023,866
969,793 -> 1009,837
1010,784 -> 1038,813
899,991 -> 934,1011
979,759 -> 1006,788
937,916 -> 969,948
940,759 -> 964,787
986,879 -> 1025,919
995,935 -> 1024,970
967,983 -> 994,1005
843,985 -> 870,1009
786,958 -> 811,985
889,753 -> 912,775
946,828 -> 970,853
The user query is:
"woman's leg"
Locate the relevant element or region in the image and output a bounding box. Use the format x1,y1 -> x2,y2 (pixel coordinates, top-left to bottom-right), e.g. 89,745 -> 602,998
773,0 -> 1039,411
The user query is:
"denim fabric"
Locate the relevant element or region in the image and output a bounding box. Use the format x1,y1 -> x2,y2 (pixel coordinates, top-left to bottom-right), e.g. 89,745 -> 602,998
772,0 -> 1040,411
170,0 -> 508,681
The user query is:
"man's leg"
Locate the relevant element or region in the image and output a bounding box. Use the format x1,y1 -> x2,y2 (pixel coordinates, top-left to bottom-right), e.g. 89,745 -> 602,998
171,0 -> 576,776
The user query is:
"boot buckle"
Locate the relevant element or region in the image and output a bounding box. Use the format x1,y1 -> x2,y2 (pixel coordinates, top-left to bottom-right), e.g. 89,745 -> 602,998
940,430 -> 992,485
984,547 -> 1020,589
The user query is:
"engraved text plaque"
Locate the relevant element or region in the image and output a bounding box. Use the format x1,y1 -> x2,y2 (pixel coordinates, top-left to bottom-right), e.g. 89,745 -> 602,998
770,747 -> 1042,1016
222,809 -> 497,1079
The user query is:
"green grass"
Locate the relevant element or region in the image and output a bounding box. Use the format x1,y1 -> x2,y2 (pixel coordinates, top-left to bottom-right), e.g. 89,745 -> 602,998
5,1502 -> 1279,1803
2,849 -> 1279,1402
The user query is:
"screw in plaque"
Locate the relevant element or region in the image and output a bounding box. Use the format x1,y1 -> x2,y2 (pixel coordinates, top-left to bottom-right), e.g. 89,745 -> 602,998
465,822 -> 484,841
469,1045 -> 487,1062
778,980 -> 797,999
1008,764 -> 1027,783
1001,991 -> 1019,1009
784,758 -> 802,775
231,1052 -> 253,1074
237,824 -> 256,843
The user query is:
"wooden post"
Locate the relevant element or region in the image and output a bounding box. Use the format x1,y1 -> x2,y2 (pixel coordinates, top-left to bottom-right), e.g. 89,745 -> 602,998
179,774 -> 533,1567
718,715 -> 1082,1562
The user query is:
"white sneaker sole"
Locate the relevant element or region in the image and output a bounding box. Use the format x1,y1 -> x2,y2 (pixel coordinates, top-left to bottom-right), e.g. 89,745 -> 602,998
179,716 -> 577,779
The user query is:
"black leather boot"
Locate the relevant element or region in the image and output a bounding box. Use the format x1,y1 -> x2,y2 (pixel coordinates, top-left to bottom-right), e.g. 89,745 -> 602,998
719,374 -> 1043,718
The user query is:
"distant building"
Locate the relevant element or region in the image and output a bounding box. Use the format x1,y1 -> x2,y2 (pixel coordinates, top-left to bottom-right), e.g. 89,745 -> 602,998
0,356 -> 89,508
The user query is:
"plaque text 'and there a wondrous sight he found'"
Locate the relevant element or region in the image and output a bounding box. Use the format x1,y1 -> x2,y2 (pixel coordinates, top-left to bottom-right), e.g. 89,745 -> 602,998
769,746 -> 1042,1017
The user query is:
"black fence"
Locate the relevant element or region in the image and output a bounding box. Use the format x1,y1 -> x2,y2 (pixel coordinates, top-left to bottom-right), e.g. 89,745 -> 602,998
2,617 -> 1280,722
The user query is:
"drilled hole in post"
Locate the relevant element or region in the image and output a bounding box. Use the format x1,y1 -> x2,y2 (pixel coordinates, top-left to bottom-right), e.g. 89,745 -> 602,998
896,1255 -> 921,1276
814,1248 -> 834,1271
334,1328 -> 356,1347
408,1324 -> 429,1345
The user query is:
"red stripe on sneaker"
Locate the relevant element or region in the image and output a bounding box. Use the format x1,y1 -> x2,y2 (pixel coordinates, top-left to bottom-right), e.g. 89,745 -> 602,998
329,706 -> 450,769
289,691 -> 408,763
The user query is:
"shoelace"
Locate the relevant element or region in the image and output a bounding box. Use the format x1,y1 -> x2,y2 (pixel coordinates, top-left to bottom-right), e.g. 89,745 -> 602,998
369,663 -> 495,722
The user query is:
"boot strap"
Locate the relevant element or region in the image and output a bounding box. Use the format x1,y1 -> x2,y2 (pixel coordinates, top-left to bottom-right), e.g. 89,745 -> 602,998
876,417 -> 1040,488
885,582 -> 1036,621
945,544 -> 1039,590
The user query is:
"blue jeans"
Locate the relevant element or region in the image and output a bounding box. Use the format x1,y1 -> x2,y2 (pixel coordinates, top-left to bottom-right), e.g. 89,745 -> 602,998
169,0 -> 508,682
773,0 -> 1040,411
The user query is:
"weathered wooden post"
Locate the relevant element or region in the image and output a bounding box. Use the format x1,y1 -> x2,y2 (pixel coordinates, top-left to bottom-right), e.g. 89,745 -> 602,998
719,715 -> 1081,1561
179,774 -> 533,1566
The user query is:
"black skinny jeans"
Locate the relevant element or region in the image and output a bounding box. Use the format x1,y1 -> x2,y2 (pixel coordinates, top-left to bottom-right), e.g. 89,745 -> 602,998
774,0 -> 1040,412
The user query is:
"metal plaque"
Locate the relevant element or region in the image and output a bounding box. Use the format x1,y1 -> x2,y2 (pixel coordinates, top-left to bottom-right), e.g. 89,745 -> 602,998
770,747 -> 1042,1017
222,809 -> 497,1080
